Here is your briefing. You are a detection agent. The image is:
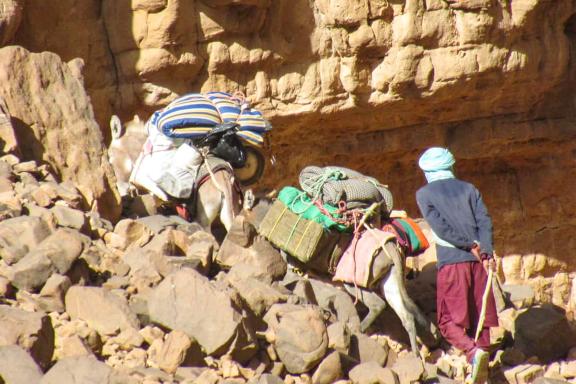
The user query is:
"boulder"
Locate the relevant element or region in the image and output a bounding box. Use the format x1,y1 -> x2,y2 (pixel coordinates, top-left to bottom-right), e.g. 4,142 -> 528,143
312,351 -> 343,384
186,230 -> 219,274
110,218 -> 153,250
0,345 -> 43,384
50,205 -> 86,231
8,250 -> 55,291
38,228 -> 87,274
156,330 -> 194,374
391,355 -> 425,384
57,335 -> 94,359
37,273 -> 72,312
226,265 -> 288,316
0,215 -> 51,264
65,286 -> 140,336
0,305 -> 54,369
148,268 -> 253,356
123,248 -> 169,290
350,333 -> 389,366
504,364 -> 545,384
327,321 -> 351,353
217,233 -> 287,281
272,305 -> 328,374
514,306 -> 576,363
502,284 -> 535,309
40,356 -> 117,384
533,378 -> 571,384
309,279 -> 362,333
134,215 -> 193,234
349,361 -> 399,384
248,374 -> 284,384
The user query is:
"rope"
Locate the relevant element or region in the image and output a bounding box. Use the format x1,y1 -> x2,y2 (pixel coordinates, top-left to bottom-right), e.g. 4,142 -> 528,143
295,169 -> 346,214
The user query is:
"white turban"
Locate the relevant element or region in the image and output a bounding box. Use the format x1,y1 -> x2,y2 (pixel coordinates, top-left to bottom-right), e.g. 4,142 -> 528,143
418,147 -> 455,182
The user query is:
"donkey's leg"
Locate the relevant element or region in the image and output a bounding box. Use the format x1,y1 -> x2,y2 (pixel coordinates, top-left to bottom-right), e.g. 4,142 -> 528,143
195,182 -> 221,232
380,268 -> 419,356
215,171 -> 240,232
344,285 -> 387,332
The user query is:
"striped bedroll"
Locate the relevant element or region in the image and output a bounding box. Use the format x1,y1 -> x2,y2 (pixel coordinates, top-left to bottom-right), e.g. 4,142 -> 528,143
150,92 -> 270,146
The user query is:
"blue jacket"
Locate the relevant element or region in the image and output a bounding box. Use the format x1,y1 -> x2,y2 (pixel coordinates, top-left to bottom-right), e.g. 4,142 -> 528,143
416,178 -> 493,269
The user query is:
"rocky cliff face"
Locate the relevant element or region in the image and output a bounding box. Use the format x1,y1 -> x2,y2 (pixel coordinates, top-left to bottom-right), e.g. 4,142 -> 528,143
3,0 -> 576,269
1,0 -> 576,381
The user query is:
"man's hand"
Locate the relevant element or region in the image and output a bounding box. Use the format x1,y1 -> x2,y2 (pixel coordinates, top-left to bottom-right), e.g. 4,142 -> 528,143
470,242 -> 481,260
482,257 -> 496,272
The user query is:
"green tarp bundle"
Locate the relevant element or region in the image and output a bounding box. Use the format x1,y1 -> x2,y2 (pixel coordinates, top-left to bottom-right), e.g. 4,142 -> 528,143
278,186 -> 350,232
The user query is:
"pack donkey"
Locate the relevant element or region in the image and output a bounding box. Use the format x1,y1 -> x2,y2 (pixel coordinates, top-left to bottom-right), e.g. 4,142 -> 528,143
108,115 -> 242,232
246,197 -> 441,356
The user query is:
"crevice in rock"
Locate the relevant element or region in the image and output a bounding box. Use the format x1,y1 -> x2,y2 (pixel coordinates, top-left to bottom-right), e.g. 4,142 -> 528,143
99,0 -> 121,122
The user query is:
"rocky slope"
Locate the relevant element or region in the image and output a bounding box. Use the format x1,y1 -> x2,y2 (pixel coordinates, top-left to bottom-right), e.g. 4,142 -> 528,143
0,149 -> 574,383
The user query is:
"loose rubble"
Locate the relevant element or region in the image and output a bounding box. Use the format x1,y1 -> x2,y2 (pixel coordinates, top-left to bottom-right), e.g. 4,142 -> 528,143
0,154 -> 575,384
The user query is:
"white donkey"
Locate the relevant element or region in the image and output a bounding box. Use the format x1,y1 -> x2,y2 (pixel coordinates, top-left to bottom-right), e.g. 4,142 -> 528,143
108,115 -> 241,232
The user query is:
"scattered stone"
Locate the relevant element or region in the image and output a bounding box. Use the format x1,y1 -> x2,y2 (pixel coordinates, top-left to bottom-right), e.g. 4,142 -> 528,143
186,230 -> 218,274
51,205 -> 86,230
111,218 -> 153,250
312,351 -> 343,384
0,216 -> 51,264
391,354 -> 425,384
0,345 -> 43,384
272,306 -> 328,374
502,347 -> 527,366
37,273 -> 72,312
65,286 -> 140,336
8,249 -> 55,291
504,364 -> 545,384
40,356 -> 115,383
0,305 -> 54,369
502,284 -> 536,309
226,268 -> 287,316
350,333 -> 389,366
327,321 -> 351,353
148,268 -> 252,356
514,306 -> 576,363
56,335 -> 93,359
349,361 -> 399,384
156,330 -> 193,374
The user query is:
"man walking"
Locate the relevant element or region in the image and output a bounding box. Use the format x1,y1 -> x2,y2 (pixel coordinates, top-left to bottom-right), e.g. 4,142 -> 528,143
415,147 -> 498,384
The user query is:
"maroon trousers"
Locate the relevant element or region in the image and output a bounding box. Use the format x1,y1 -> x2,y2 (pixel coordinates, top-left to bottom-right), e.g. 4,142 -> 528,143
436,261 -> 498,362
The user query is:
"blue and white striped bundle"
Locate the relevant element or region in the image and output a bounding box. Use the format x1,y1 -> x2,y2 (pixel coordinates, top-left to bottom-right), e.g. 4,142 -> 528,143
150,92 -> 270,146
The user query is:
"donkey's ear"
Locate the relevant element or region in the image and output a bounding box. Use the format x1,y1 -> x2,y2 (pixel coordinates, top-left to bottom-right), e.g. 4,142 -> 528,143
110,115 -> 123,139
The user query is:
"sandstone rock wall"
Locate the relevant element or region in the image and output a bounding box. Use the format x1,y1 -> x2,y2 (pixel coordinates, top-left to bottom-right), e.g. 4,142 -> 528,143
3,0 -> 576,267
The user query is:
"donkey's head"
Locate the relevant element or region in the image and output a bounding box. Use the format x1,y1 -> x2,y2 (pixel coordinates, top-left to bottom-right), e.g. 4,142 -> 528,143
108,114 -> 148,196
